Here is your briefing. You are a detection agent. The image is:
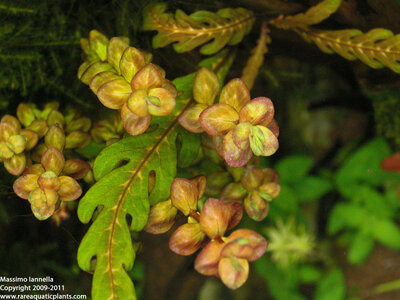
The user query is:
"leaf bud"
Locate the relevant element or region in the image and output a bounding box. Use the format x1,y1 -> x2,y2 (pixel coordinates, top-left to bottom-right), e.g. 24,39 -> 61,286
218,256 -> 249,290
63,159 -> 91,180
170,178 -> 199,216
65,131 -> 91,149
16,103 -> 36,127
27,119 -> 48,138
169,223 -> 205,256
45,124 -> 66,151
194,240 -> 225,276
244,191 -> 269,221
144,199 -> 177,234
47,110 -> 65,128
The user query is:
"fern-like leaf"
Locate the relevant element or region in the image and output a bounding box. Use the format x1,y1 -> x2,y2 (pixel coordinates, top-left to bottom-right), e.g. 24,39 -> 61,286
241,22 -> 271,90
297,28 -> 400,73
77,74 -> 194,300
270,0 -> 342,29
143,2 -> 255,55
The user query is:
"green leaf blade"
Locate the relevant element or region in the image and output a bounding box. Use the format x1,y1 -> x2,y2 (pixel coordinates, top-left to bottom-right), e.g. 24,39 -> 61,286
77,74 -> 193,300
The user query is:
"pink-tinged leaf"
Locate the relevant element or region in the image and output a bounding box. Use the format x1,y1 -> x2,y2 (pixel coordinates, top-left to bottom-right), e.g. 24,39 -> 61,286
80,61 -> 114,85
161,79 -> 178,97
27,119 -> 48,138
147,88 -> 176,116
41,147 -> 65,176
44,125 -> 66,151
44,188 -> 59,206
20,129 -> 38,151
131,63 -> 162,91
0,122 -> 18,142
225,229 -> 268,261
170,178 -> 198,216
219,78 -> 250,112
58,176 -> 82,201
239,97 -> 274,125
107,37 -> 130,73
13,174 -> 39,199
262,168 -> 280,184
65,131 -> 91,149
218,257 -> 249,289
226,202 -> 243,230
200,198 -> 230,239
120,104 -> 152,136
144,200 -> 177,234
232,122 -> 251,150
190,175 -> 207,199
266,119 -> 279,137
259,182 -> 281,199
222,131 -> 253,167
244,191 -> 269,221
193,67 -> 220,105
97,79 -> 132,109
4,154 -> 26,176
169,223 -> 205,256
127,90 -> 148,117
63,159 -> 91,180
382,153 -> 400,172
178,104 -> 207,133
1,115 -> 21,132
7,135 -> 26,154
120,47 -> 146,83
213,136 -> 225,158
88,30 -> 109,61
38,171 -> 61,191
24,164 -> 45,175
220,182 -> 247,202
28,188 -> 46,207
241,166 -> 265,191
194,240 -> 225,276
16,103 -> 35,128
0,141 -> 14,159
200,104 -> 239,136
249,125 -> 279,156
31,203 -> 56,221
90,71 -> 122,94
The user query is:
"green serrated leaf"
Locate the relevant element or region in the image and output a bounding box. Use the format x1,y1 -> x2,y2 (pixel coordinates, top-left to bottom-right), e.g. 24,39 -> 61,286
369,218 -> 400,249
143,3 -> 255,55
298,265 -> 322,283
315,269 -> 346,300
347,231 -> 374,265
77,73 -> 194,300
327,203 -> 367,234
293,175 -> 332,202
275,155 -> 314,184
352,186 -> 393,219
336,138 -> 394,198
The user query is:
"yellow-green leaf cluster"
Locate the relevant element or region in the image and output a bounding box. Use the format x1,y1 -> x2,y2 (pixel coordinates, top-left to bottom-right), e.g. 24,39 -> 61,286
143,3 -> 255,55
297,28 -> 400,73
270,0 -> 342,29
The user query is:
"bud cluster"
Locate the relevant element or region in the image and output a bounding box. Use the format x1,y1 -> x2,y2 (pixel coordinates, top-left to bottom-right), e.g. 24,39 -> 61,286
78,30 -> 178,136
1,102 -> 124,221
221,165 -> 281,221
144,176 -> 268,289
178,67 -> 279,167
